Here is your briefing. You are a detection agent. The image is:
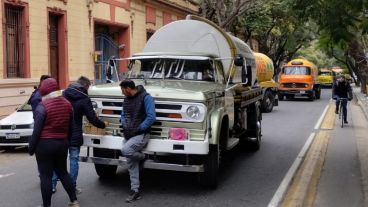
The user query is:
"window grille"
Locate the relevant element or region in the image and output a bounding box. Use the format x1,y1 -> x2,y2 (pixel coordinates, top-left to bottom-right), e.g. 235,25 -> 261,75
5,5 -> 24,78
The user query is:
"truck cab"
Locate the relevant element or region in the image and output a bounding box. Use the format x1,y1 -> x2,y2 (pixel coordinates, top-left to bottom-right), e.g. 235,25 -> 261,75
278,58 -> 321,101
317,68 -> 333,87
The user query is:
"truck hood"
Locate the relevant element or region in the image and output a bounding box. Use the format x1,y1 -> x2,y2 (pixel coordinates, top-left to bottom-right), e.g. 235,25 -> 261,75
89,80 -> 224,101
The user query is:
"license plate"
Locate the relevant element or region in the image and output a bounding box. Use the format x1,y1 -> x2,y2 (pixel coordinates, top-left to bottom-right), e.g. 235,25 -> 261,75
5,133 -> 20,139
300,91 -> 306,94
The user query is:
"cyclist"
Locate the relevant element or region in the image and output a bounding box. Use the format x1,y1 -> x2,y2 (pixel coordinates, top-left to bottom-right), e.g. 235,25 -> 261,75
332,74 -> 352,123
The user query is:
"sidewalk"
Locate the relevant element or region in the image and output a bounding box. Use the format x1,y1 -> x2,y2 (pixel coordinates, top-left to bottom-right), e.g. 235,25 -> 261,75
314,86 -> 368,207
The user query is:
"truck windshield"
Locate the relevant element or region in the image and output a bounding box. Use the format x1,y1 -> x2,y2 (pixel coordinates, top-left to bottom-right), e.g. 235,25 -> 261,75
127,58 -> 215,81
283,66 -> 311,75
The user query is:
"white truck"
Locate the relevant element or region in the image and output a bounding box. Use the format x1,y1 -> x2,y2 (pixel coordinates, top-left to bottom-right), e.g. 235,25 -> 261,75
80,15 -> 263,187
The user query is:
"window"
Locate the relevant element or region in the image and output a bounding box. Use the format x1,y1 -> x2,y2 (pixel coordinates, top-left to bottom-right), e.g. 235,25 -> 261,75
128,58 -> 216,82
5,5 -> 25,78
283,66 -> 311,75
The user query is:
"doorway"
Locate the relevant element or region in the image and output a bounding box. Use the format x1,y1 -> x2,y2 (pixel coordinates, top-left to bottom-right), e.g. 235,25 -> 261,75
94,22 -> 129,84
48,10 -> 68,88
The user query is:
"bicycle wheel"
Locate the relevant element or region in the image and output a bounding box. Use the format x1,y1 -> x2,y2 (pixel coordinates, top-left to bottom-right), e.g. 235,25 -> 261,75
340,104 -> 344,128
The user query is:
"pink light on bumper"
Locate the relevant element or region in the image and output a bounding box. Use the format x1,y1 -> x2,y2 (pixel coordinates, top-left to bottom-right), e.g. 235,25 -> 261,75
168,128 -> 188,140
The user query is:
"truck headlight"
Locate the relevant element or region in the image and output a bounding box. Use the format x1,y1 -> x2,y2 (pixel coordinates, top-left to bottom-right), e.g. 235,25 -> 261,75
91,101 -> 98,109
186,106 -> 201,119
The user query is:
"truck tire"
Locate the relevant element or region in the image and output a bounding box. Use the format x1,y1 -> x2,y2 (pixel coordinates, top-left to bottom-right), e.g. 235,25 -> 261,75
199,145 -> 219,188
308,91 -> 315,101
93,148 -> 118,178
279,94 -> 284,101
248,121 -> 261,151
246,103 -> 262,151
261,91 -> 274,113
315,88 -> 321,99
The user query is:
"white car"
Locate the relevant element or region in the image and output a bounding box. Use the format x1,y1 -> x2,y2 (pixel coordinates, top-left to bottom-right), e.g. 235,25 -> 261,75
0,103 -> 33,149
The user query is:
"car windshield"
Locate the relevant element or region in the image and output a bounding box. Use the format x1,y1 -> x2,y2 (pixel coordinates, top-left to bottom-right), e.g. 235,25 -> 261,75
283,66 -> 311,75
319,71 -> 332,76
17,103 -> 32,112
127,58 -> 215,81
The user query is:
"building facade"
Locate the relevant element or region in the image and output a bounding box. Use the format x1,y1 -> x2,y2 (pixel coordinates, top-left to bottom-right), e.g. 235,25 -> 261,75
0,0 -> 198,118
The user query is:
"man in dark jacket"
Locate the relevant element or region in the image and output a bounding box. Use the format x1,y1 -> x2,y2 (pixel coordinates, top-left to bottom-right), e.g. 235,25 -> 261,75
332,74 -> 353,123
120,79 -> 156,203
53,76 -> 106,193
29,75 -> 51,115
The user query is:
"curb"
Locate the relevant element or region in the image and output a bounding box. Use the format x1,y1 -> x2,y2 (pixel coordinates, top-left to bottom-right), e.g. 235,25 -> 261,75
353,88 -> 368,121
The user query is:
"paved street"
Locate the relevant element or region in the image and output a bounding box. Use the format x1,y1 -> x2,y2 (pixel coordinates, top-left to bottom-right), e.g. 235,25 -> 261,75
0,89 -> 334,207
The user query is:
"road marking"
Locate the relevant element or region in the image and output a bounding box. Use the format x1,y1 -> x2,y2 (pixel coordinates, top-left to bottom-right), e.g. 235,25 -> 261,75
0,173 -> 15,179
268,132 -> 316,207
314,104 -> 330,130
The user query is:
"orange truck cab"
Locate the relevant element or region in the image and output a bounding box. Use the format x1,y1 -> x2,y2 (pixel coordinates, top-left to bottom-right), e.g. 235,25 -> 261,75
278,58 -> 321,101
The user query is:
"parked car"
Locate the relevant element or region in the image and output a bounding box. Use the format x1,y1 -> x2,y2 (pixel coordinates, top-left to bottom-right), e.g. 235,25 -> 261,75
0,102 -> 33,149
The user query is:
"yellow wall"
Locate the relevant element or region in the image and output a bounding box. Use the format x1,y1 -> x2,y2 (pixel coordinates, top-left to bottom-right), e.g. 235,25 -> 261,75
0,0 -> 198,118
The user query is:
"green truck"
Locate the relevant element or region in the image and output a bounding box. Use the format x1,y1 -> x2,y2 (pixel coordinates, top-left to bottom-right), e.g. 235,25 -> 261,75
80,15 -> 263,187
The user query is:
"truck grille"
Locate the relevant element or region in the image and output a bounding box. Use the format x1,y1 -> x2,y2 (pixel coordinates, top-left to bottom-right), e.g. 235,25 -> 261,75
86,98 -> 207,140
282,83 -> 307,88
0,124 -> 30,129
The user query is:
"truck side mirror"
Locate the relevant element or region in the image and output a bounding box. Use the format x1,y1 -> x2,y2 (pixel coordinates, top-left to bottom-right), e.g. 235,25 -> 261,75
234,54 -> 244,66
242,65 -> 252,86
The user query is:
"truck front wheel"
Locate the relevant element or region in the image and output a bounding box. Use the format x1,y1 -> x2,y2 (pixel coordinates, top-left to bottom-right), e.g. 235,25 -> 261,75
93,148 -> 118,178
199,145 -> 219,188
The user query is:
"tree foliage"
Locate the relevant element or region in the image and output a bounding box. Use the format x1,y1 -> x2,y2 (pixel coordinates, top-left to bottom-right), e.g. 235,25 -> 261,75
296,0 -> 368,92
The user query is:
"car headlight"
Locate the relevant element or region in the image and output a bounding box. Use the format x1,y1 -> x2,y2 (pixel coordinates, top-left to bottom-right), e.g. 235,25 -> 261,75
186,106 -> 201,119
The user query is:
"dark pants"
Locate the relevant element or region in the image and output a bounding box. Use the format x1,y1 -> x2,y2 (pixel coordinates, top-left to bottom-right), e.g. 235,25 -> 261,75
336,97 -> 348,121
35,139 -> 77,207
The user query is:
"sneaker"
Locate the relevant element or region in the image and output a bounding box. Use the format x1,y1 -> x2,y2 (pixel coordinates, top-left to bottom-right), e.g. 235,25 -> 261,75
75,187 -> 82,195
126,190 -> 141,203
344,120 -> 348,124
68,201 -> 80,207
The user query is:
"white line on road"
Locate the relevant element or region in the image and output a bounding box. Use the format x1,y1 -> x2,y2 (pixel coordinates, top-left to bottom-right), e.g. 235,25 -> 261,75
0,173 -> 15,179
267,132 -> 316,207
314,103 -> 330,130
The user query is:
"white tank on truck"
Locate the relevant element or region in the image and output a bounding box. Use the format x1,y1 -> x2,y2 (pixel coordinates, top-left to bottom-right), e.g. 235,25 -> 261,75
253,52 -> 279,112
136,15 -> 257,86
81,15 -> 263,188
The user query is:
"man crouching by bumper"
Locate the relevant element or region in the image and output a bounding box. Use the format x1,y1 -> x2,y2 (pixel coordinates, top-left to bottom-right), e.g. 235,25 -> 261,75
119,79 -> 156,203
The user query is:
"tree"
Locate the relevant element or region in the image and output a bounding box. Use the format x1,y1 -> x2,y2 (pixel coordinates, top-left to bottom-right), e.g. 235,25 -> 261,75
295,0 -> 368,93
199,0 -> 261,31
237,0 -> 316,71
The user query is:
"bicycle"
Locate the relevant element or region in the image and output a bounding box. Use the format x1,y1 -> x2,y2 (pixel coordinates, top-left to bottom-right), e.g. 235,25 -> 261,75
337,97 -> 348,128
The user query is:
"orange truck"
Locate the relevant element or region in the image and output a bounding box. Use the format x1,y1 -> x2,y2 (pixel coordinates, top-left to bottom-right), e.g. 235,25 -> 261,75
254,52 -> 279,112
278,58 -> 321,101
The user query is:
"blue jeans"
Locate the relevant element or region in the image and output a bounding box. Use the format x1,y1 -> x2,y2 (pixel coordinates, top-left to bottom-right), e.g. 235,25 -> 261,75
52,146 -> 80,189
69,146 -> 80,188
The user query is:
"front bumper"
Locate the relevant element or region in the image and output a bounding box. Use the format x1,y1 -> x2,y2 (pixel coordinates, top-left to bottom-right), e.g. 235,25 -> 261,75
0,129 -> 32,146
278,89 -> 313,97
83,134 -> 209,155
81,133 -> 209,173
